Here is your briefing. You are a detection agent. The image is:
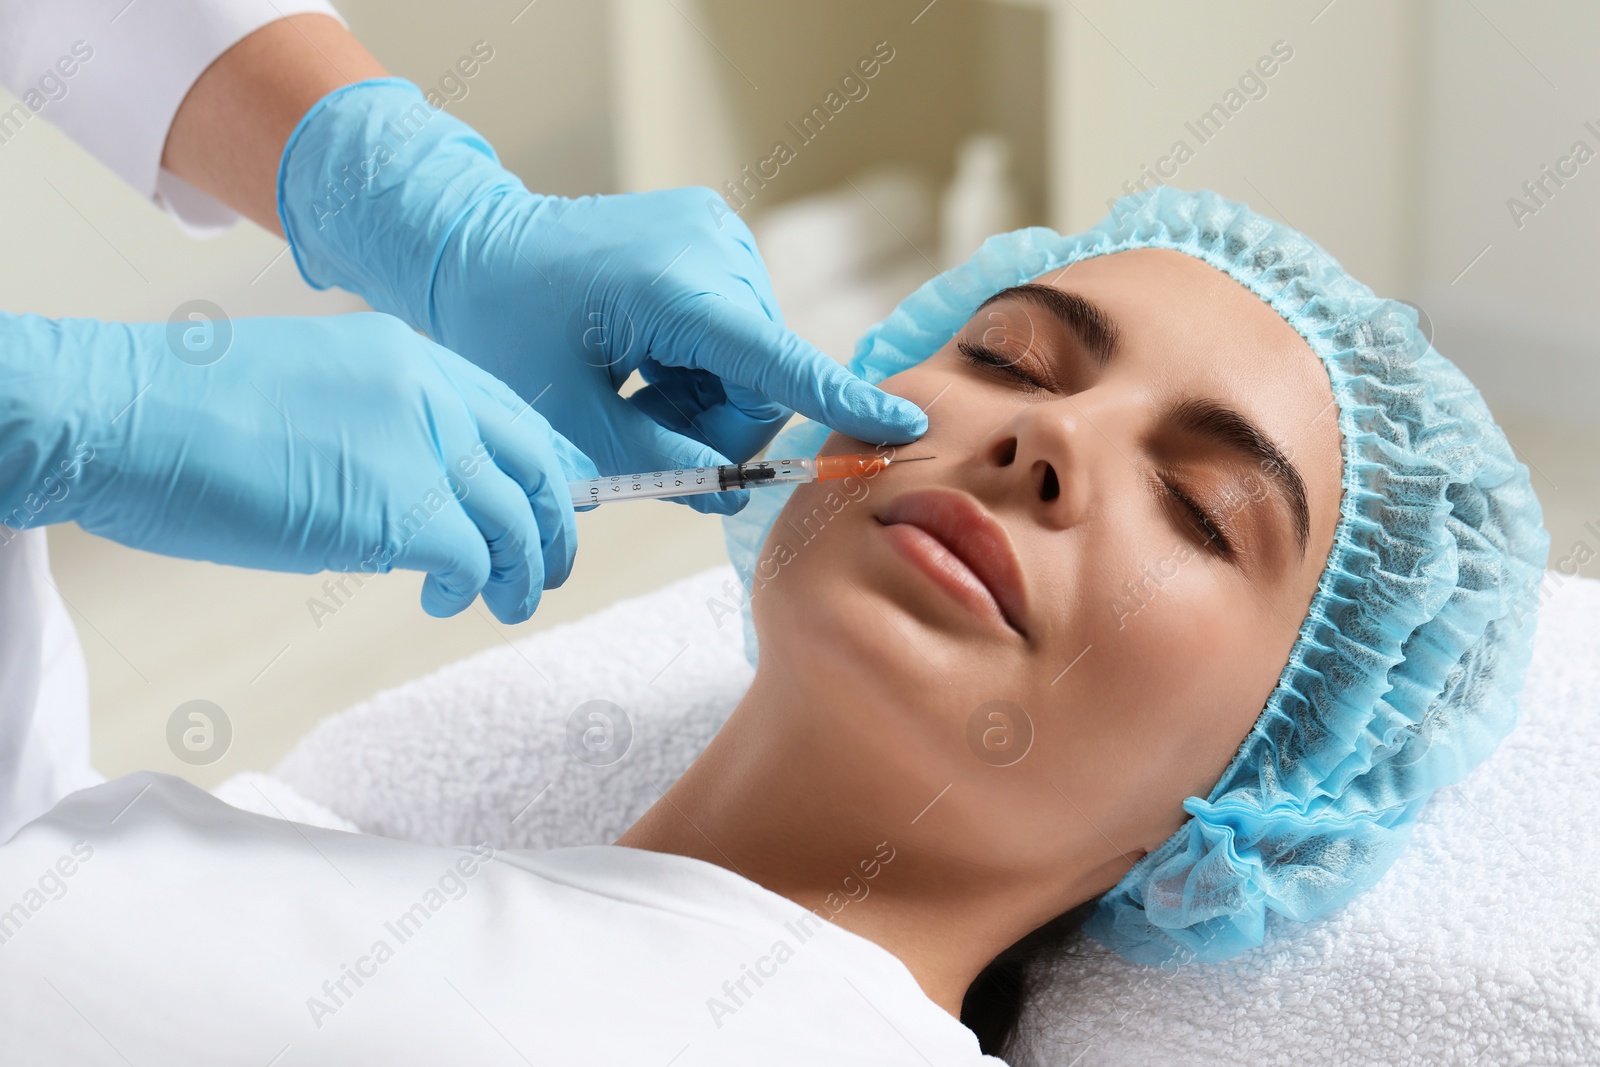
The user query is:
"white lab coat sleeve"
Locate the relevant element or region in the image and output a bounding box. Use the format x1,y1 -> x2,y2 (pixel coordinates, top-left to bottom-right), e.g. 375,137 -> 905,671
0,0 -> 345,236
0,529 -> 102,844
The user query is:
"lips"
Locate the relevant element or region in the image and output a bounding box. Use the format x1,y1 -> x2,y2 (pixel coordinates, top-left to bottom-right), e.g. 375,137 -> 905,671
876,488 -> 1029,638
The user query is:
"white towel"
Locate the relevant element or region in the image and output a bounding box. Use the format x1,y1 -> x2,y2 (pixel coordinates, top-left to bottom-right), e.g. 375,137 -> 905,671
217,565 -> 1600,1065
220,567 -> 752,849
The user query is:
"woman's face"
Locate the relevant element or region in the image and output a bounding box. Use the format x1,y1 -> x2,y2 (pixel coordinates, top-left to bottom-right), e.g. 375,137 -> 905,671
749,247 -> 1343,897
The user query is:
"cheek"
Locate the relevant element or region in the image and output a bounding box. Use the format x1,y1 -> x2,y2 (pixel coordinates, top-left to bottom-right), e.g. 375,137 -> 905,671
879,362 -> 1018,460
1054,568 -> 1291,828
875,359 -> 1007,434
747,474 -> 877,658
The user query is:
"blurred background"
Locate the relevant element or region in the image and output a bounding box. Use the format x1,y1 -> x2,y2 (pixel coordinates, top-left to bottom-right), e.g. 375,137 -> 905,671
1,0 -> 1595,787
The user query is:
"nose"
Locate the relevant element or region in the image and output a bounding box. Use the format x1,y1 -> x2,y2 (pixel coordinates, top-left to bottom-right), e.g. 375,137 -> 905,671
979,399 -> 1094,530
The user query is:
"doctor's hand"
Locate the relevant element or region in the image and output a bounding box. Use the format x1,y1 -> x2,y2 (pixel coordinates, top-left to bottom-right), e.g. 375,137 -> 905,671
0,311 -> 595,624
276,79 -> 928,516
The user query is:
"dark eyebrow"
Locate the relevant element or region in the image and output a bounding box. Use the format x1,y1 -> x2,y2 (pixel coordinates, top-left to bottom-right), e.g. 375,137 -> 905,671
1168,396 -> 1310,555
975,284 -> 1120,369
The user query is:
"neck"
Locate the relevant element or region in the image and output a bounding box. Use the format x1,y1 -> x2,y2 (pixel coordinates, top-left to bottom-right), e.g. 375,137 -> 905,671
615,662 -> 1074,1019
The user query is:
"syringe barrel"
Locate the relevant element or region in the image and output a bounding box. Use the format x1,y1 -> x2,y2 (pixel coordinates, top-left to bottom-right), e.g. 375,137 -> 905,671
567,458 -> 817,507
569,465 -> 724,506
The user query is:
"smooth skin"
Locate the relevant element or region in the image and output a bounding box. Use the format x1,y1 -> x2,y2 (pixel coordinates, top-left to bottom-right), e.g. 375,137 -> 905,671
619,248 -> 1345,1018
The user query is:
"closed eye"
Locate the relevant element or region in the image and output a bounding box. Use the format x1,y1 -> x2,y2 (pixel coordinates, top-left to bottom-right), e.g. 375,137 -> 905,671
1161,478 -> 1233,558
956,339 -> 1053,397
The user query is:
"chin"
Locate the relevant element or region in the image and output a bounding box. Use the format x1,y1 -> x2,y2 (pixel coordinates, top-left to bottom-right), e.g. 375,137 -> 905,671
751,549 -> 936,697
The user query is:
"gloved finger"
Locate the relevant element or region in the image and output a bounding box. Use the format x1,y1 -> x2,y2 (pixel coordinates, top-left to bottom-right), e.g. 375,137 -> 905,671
633,360 -> 740,415
441,345 -> 549,422
625,370 -> 707,440
442,348 -> 598,515
683,483 -> 749,516
600,391 -> 750,517
453,464 -> 552,624
424,342 -> 591,528
546,424 -> 601,482
547,427 -> 603,513
628,373 -> 792,466
486,403 -> 602,481
657,297 -> 928,446
470,402 -> 585,589
391,501 -> 494,618
689,379 -> 795,464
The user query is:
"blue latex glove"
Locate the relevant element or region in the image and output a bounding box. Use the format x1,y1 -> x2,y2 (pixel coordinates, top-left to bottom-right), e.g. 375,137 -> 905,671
276,78 -> 928,516
0,310 -> 596,623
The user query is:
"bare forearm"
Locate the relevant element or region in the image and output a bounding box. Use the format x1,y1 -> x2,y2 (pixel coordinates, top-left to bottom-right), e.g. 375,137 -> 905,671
161,14 -> 387,235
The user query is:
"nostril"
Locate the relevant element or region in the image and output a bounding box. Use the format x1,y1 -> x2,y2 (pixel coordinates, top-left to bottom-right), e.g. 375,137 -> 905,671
994,438 -> 1018,467
1038,463 -> 1059,502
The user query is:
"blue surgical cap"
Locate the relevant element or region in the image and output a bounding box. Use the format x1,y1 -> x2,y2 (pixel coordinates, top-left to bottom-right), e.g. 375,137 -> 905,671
722,186 -> 1549,967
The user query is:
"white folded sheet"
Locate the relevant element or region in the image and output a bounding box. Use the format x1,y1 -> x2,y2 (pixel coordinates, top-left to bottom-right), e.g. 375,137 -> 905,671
217,565 -> 1600,1066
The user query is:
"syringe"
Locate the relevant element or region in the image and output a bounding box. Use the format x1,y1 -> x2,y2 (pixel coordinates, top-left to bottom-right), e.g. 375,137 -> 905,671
569,454 -> 934,508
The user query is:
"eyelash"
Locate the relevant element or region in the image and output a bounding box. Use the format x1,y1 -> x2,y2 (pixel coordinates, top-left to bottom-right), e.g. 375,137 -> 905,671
1162,478 -> 1233,557
959,337 -> 1234,559
957,339 -> 1053,397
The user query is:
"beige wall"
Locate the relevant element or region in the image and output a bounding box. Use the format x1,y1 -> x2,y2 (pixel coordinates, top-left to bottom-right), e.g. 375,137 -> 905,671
612,0 -> 1050,224
341,0 -> 615,198
1042,0 -> 1426,296
1414,0 -> 1600,424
